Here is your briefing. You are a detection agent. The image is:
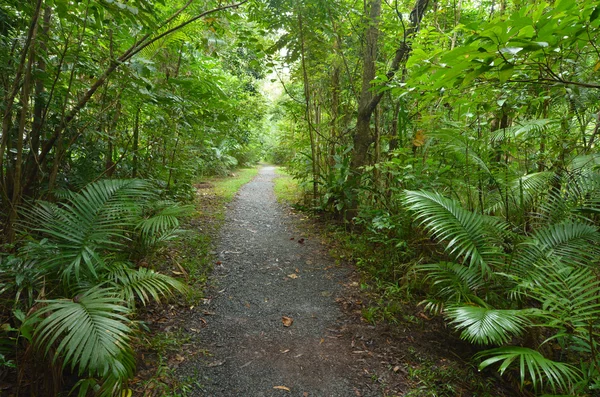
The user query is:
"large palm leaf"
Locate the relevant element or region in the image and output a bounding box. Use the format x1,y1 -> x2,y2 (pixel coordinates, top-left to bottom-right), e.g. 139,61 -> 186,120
417,262 -> 487,313
511,221 -> 600,272
445,306 -> 536,345
107,264 -> 189,308
404,190 -> 507,276
477,347 -> 581,392
25,179 -> 153,283
29,287 -> 134,379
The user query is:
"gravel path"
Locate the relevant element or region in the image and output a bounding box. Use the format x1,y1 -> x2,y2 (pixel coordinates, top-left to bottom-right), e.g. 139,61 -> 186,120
180,166 -> 381,396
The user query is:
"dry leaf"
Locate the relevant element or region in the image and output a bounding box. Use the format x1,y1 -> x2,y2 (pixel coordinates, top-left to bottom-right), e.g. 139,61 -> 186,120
287,274 -> 299,279
273,386 -> 291,391
280,349 -> 290,353
282,316 -> 294,327
303,393 -> 309,397
413,130 -> 426,147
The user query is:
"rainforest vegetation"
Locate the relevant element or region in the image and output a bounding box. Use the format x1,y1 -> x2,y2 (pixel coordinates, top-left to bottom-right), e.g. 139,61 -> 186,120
1,0 -> 599,395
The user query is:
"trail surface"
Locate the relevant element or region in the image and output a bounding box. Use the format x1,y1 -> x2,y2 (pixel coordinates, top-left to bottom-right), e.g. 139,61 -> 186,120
180,166 -> 382,396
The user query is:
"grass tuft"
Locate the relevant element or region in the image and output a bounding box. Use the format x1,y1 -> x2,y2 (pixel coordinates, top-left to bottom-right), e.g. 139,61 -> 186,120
273,167 -> 301,204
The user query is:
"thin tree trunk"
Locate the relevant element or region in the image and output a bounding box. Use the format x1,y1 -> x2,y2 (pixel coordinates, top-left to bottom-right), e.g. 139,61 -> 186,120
298,12 -> 319,205
7,27 -> 37,242
132,107 -> 141,178
348,0 -> 430,218
351,0 -> 429,174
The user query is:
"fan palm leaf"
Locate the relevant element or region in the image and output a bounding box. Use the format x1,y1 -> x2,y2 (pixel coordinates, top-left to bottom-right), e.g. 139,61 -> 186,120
29,287 -> 134,379
477,347 -> 581,392
511,221 -> 600,271
25,179 -> 153,282
107,264 -> 188,308
404,190 -> 507,276
417,262 -> 486,310
446,306 -> 536,345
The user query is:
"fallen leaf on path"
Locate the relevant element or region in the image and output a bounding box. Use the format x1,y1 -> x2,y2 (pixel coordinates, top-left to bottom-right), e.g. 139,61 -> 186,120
207,360 -> 225,367
273,386 -> 291,391
287,273 -> 299,279
393,365 -> 401,373
282,316 -> 294,327
303,393 -> 309,397
280,349 -> 290,353
240,360 -> 253,369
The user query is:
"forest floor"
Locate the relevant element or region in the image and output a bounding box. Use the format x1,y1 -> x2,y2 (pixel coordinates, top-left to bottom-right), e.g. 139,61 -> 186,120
135,165 -> 511,396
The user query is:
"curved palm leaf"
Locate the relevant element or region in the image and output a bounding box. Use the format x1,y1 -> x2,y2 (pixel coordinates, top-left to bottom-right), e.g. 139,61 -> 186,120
446,306 -> 536,345
107,264 -> 188,308
418,262 -> 486,310
136,201 -> 193,249
25,179 -> 153,282
29,287 -> 134,378
512,221 -> 600,272
477,347 -> 581,392
404,190 -> 507,275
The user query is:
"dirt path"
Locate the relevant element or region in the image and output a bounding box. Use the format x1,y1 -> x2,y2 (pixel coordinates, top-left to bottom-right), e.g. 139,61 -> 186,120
179,166 -> 384,396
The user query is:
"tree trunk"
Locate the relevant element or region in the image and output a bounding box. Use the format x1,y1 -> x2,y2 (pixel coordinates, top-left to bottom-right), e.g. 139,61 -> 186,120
132,107 -> 141,178
348,0 -> 430,217
7,27 -> 37,242
298,12 -> 319,205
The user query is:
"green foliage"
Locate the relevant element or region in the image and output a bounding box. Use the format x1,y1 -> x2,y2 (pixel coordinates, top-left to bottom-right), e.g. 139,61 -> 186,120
446,306 -> 534,345
1,179 -> 191,394
477,347 -> 581,392
404,190 -> 507,276
28,287 -> 134,380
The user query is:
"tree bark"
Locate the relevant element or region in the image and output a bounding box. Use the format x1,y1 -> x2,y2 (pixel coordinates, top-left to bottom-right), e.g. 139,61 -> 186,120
351,0 -> 429,174
348,0 -> 429,217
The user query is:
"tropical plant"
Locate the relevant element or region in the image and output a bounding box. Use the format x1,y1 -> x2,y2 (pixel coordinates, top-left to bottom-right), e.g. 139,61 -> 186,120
403,161 -> 600,394
6,179 -> 189,394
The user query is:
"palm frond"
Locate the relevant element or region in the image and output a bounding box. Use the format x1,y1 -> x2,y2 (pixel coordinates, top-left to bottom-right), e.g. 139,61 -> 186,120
24,179 -> 153,282
531,265 -> 600,326
417,262 -> 486,309
490,119 -> 557,144
446,306 -> 535,345
29,287 -> 134,379
107,264 -> 188,308
511,221 -> 600,273
477,347 -> 581,392
137,201 -> 193,243
404,190 -> 507,275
